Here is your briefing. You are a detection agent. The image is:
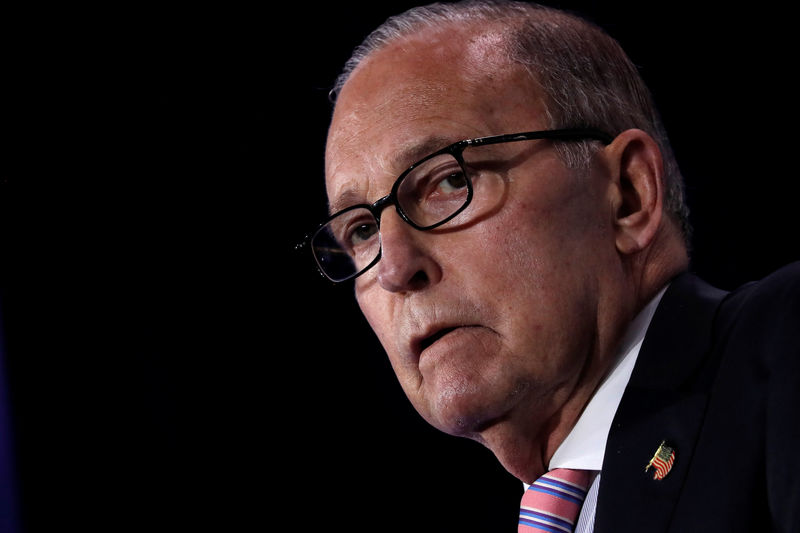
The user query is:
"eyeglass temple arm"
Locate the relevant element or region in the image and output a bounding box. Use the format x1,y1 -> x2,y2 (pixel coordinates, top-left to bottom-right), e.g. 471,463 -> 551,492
466,128 -> 614,147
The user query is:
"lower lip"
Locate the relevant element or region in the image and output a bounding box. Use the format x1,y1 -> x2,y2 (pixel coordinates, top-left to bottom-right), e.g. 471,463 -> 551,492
419,326 -> 483,360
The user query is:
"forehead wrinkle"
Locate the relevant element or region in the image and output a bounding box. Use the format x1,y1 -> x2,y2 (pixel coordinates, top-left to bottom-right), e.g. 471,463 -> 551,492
394,133 -> 461,170
328,131 -> 472,216
326,158 -> 384,215
325,90 -> 426,192
325,23 -> 542,217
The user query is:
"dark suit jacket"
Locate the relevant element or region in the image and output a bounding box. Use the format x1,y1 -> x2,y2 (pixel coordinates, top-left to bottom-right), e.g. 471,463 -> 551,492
595,263 -> 800,532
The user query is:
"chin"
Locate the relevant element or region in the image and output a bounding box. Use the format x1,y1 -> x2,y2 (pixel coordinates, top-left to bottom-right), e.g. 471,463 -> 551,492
420,387 -> 511,438
412,369 -> 537,441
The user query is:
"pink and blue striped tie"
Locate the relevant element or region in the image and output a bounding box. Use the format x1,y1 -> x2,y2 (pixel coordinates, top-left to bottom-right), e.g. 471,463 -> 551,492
518,468 -> 591,532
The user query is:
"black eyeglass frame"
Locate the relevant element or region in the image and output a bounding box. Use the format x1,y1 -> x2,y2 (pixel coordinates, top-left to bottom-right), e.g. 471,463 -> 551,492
301,127 -> 614,282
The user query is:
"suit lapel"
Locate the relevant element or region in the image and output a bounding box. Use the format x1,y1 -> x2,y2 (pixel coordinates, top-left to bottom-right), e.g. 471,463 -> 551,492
594,273 -> 727,533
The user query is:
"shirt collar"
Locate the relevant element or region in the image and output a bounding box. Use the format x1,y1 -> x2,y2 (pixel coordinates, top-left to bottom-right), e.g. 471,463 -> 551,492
547,285 -> 668,471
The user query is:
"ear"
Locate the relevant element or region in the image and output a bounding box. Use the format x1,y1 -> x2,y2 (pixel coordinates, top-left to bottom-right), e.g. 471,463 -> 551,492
605,129 -> 665,255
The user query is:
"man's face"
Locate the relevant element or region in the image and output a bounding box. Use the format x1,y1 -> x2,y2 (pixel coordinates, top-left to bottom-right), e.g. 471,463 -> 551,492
325,26 -> 617,447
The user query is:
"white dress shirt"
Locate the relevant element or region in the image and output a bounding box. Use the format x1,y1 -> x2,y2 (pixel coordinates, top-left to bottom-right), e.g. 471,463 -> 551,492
524,287 -> 667,532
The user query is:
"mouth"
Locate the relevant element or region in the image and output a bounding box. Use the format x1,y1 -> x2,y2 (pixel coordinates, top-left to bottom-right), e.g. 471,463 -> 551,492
412,324 -> 485,359
418,327 -> 458,353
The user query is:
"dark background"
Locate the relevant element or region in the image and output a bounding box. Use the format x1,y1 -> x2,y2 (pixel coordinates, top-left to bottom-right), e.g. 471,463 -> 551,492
3,2 -> 797,531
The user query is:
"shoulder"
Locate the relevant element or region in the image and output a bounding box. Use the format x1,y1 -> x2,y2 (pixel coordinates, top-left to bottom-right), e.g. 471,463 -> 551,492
646,262 -> 800,390
714,262 -> 800,529
715,261 -> 800,358
722,261 -> 800,313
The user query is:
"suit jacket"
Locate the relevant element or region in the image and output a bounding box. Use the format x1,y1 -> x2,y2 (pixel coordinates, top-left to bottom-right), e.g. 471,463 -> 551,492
594,262 -> 800,532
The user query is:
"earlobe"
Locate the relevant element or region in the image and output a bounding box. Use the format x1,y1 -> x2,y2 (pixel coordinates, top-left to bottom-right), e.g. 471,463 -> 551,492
607,129 -> 664,255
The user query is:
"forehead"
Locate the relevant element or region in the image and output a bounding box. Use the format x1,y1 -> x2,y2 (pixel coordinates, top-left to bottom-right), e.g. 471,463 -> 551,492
325,22 -> 549,210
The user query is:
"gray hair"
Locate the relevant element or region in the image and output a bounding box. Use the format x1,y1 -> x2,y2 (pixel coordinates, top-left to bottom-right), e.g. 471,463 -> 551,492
331,0 -> 692,246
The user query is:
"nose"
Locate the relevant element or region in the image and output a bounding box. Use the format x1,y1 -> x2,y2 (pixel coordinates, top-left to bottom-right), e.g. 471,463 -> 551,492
375,211 -> 441,293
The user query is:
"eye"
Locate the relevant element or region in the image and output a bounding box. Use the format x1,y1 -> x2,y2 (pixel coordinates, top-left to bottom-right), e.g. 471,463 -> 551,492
348,222 -> 378,246
396,153 -> 471,226
326,208 -> 380,255
434,171 -> 468,194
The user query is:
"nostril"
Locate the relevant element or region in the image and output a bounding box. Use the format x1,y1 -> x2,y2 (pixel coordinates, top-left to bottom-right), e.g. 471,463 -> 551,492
408,270 -> 429,290
377,265 -> 430,293
375,215 -> 440,291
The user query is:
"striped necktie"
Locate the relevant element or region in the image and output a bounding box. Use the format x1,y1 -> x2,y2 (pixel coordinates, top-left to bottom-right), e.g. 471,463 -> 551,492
518,468 -> 591,533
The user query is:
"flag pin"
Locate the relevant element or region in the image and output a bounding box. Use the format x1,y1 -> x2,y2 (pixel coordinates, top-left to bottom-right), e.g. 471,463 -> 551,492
645,440 -> 675,480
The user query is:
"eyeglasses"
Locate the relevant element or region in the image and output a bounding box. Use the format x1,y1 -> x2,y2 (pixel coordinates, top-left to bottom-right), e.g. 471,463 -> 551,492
300,128 -> 613,282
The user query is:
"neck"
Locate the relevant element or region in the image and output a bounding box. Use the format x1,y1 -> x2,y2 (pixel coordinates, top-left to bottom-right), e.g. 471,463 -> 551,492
476,297 -> 631,483
481,238 -> 687,483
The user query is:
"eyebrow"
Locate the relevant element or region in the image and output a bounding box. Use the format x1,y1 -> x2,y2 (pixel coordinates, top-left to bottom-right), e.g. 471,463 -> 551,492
328,134 -> 462,215
395,134 -> 457,169
328,188 -> 366,215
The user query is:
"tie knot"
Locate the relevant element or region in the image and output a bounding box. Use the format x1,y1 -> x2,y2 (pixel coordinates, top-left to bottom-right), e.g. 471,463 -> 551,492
519,468 -> 591,532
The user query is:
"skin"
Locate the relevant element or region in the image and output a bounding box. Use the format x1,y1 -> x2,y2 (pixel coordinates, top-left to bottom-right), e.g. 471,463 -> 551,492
325,21 -> 688,483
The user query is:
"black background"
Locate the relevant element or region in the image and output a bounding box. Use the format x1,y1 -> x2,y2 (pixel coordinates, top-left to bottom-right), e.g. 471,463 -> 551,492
3,2 -> 798,531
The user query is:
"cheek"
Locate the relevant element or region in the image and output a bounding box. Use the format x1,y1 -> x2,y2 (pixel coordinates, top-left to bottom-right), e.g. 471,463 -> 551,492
355,286 -> 390,343
355,286 -> 411,369
463,208 -> 597,352
496,187 -> 606,280
462,214 -> 547,290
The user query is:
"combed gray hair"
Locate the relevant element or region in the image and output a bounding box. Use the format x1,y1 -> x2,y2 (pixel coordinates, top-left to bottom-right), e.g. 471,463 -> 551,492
331,0 -> 692,246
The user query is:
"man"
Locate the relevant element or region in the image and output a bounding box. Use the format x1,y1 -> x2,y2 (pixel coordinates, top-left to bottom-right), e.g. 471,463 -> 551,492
302,1 -> 799,530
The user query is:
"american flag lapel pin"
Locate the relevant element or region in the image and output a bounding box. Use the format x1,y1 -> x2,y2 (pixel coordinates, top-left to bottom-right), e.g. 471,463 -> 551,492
645,440 -> 676,480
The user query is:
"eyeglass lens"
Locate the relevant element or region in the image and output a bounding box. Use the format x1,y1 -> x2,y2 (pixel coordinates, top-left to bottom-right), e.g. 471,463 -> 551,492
312,207 -> 381,282
312,152 -> 469,281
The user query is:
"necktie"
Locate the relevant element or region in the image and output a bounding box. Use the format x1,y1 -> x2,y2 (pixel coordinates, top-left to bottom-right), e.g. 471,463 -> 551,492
518,468 -> 591,532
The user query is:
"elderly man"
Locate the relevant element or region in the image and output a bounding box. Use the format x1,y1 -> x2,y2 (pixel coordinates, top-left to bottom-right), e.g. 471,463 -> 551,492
301,1 -> 799,531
